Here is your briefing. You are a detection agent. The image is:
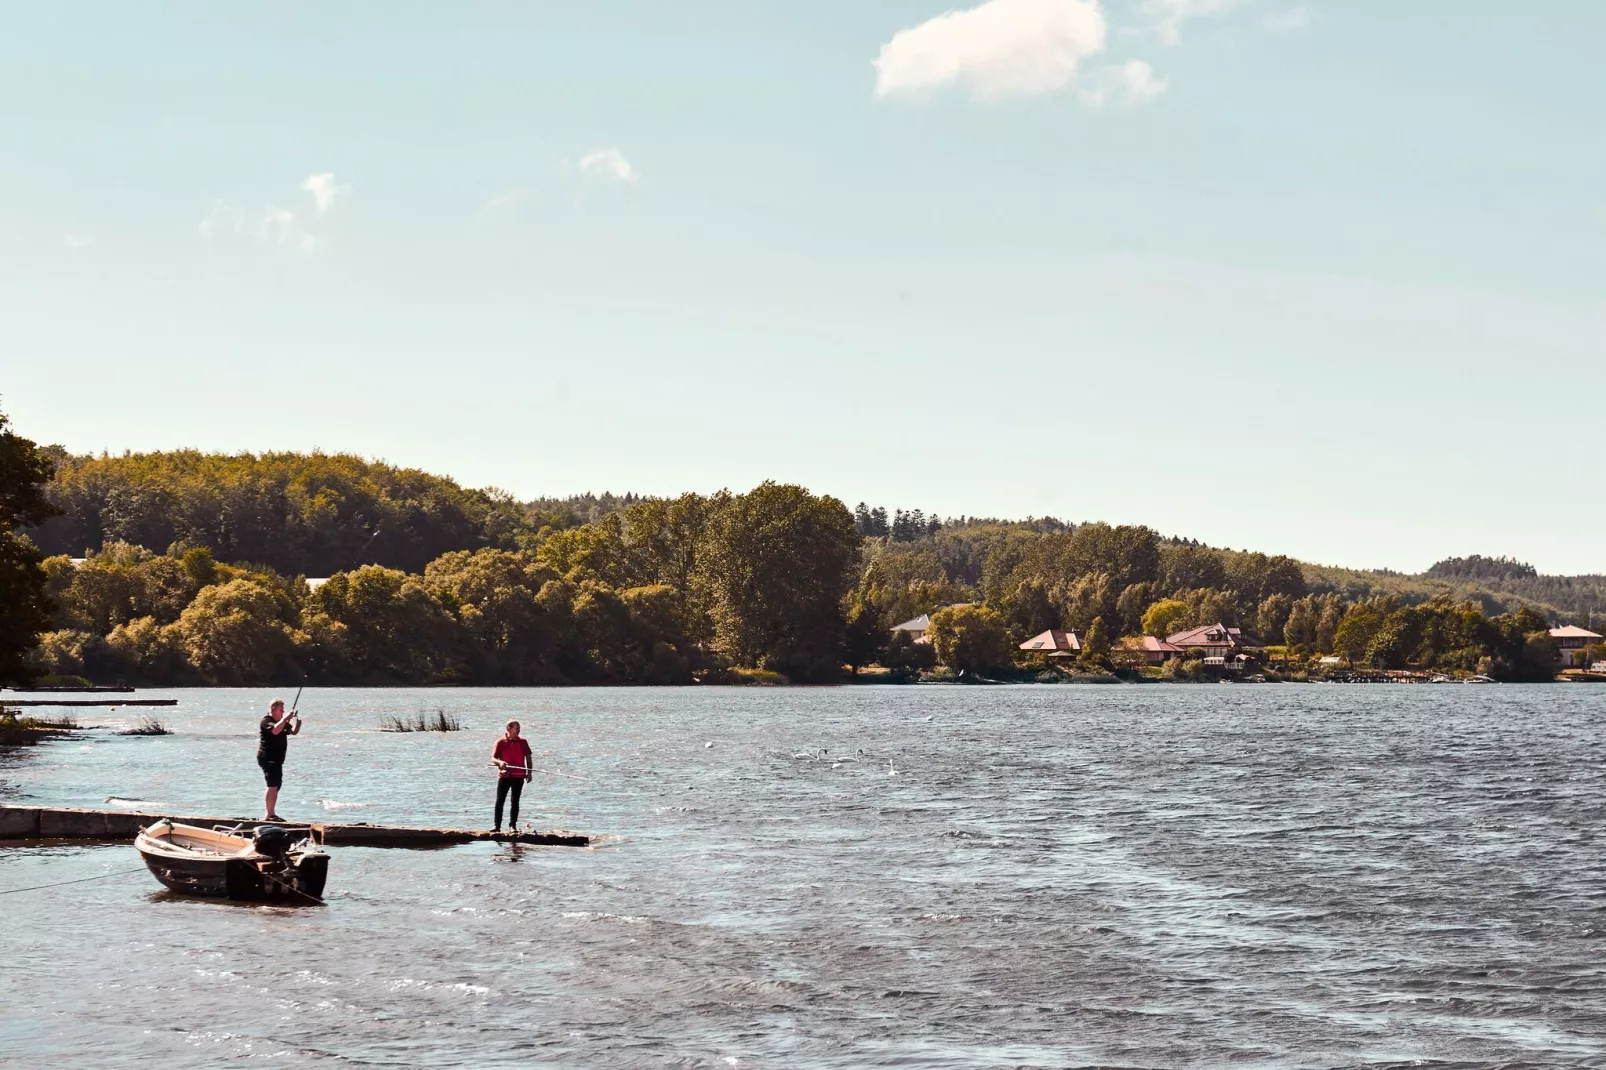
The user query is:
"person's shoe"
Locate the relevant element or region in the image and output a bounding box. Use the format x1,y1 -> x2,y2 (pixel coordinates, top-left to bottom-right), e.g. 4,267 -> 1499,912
491,826 -> 501,835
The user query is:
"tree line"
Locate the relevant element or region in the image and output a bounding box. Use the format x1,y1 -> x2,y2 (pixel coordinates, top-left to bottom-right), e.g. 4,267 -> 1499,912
27,483 -> 858,686
1,414 -> 1597,688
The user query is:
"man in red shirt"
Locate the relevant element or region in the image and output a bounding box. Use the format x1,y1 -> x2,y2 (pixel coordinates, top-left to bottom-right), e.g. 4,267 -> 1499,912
491,719 -> 534,834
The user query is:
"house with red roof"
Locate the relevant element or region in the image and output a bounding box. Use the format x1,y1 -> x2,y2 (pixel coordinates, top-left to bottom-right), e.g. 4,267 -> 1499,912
1160,623 -> 1266,668
1018,629 -> 1082,658
1549,625 -> 1603,668
1136,635 -> 1183,664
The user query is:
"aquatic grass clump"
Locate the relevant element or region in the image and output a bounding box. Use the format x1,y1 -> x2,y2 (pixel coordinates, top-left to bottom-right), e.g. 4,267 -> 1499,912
0,709 -> 81,745
379,707 -> 463,733
31,712 -> 80,731
120,715 -> 173,736
728,667 -> 788,686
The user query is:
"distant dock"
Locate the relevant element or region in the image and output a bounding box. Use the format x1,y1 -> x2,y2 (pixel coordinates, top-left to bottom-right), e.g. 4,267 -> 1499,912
0,804 -> 590,848
1,699 -> 179,707
3,686 -> 135,694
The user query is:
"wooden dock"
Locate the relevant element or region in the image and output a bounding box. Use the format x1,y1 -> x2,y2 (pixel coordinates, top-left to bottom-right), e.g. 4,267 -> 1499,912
0,804 -> 590,848
1,698 -> 179,707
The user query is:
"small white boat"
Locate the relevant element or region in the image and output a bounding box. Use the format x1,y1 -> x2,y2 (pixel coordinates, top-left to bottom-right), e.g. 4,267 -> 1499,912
135,820 -> 329,901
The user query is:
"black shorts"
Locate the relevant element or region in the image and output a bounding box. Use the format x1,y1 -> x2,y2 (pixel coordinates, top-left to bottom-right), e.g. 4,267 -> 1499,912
258,756 -> 284,788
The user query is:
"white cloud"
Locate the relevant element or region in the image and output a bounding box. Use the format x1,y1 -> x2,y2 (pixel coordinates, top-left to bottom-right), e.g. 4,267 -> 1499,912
1079,59 -> 1168,106
1263,5 -> 1312,32
1142,0 -> 1245,45
872,0 -> 1108,101
478,188 -> 524,217
577,148 -> 639,184
302,172 -> 349,213
63,233 -> 92,250
199,200 -> 316,253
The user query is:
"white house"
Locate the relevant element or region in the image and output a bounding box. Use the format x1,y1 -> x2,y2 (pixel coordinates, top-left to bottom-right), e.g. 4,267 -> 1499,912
890,604 -> 973,645
890,614 -> 933,644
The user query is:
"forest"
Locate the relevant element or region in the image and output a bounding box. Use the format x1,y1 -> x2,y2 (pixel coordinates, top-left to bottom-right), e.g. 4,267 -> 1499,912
4,429 -> 1602,689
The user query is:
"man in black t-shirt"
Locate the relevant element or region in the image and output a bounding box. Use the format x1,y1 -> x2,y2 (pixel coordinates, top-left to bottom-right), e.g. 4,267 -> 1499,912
258,698 -> 301,820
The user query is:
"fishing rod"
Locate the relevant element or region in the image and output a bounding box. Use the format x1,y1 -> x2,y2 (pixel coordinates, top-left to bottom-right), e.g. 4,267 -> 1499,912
287,677 -> 305,729
488,763 -> 588,781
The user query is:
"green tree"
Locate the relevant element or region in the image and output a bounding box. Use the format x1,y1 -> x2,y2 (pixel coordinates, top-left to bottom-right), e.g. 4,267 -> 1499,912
424,549 -> 561,683
883,630 -> 936,672
841,598 -> 887,675
168,579 -> 297,684
1283,597 -> 1317,650
1256,593 -> 1293,645
622,494 -> 710,591
535,515 -> 639,588
307,565 -> 464,683
1058,571 -> 1115,633
1114,582 -> 1152,637
1082,615 -> 1111,666
621,584 -> 698,683
29,449 -> 528,575
1066,523 -> 1161,589
1159,543 -> 1226,593
105,616 -> 189,684
29,629 -> 113,682
693,483 -> 859,681
1315,596 -> 1345,653
569,582 -> 643,682
1366,606 -> 1423,669
1141,598 -> 1191,639
928,604 -> 1013,672
1334,603 -> 1385,667
0,406 -> 59,685
1520,630 -> 1558,680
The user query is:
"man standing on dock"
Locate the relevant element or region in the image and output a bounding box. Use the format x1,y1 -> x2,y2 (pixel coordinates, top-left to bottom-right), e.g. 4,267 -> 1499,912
259,698 -> 300,820
491,720 -> 533,834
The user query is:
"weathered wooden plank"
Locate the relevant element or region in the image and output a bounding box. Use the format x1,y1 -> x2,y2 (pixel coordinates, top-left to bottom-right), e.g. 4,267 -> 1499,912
0,804 -> 589,848
1,699 -> 179,707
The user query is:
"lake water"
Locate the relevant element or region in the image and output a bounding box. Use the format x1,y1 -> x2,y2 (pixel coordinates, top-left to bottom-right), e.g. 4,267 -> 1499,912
2,684 -> 1604,1068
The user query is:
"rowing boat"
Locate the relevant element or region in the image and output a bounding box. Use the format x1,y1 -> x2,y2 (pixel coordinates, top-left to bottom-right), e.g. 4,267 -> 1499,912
134,820 -> 329,901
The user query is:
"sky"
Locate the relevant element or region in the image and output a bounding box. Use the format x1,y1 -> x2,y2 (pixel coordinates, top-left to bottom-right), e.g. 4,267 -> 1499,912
2,2 -> 1602,574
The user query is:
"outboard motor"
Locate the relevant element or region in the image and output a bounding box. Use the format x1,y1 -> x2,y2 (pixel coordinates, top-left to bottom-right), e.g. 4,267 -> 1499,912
252,824 -> 298,858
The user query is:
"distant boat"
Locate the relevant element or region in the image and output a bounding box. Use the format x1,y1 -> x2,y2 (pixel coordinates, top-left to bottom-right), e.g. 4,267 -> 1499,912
135,820 -> 328,901
1464,675 -> 1498,684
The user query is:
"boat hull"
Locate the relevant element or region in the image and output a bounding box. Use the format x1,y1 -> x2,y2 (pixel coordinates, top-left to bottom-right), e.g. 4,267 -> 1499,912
136,822 -> 329,902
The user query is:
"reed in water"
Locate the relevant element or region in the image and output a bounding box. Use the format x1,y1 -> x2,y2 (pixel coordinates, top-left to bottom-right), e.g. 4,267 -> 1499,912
379,707 -> 463,733
120,715 -> 172,736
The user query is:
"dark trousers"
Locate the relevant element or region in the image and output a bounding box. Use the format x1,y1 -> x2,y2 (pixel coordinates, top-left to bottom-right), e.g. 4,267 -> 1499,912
494,777 -> 524,829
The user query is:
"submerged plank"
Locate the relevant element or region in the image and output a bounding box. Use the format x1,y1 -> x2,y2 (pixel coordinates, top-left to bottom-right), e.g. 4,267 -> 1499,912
2,699 -> 180,707
0,804 -> 589,848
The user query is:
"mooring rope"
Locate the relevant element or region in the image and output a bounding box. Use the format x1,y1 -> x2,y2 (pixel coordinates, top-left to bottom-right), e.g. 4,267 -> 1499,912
0,866 -> 147,896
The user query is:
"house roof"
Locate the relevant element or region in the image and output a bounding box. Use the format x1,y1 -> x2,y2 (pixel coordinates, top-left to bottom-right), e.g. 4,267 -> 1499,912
1165,623 -> 1265,649
1019,629 -> 1081,652
1549,626 -> 1603,639
891,604 -> 976,633
1138,636 -> 1183,652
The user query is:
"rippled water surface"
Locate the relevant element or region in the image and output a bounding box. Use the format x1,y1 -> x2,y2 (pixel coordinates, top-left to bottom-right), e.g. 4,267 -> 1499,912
3,684 -> 1605,1068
